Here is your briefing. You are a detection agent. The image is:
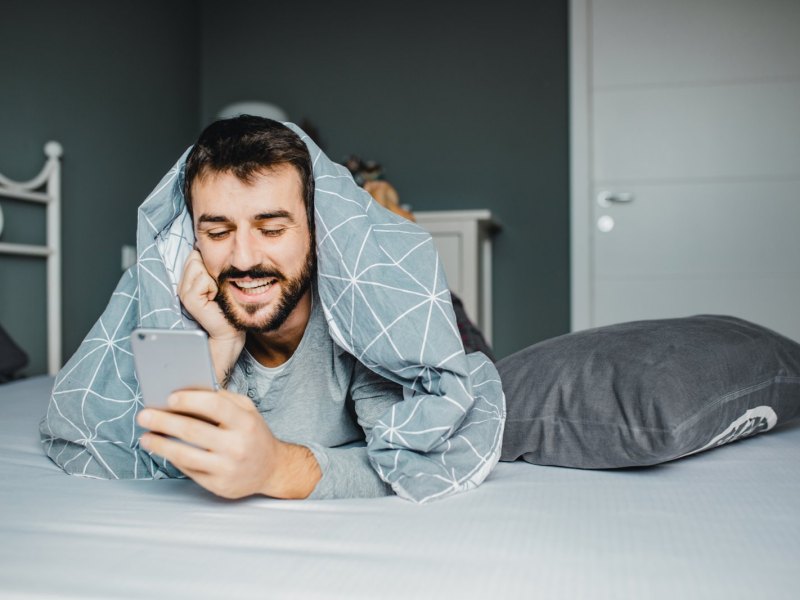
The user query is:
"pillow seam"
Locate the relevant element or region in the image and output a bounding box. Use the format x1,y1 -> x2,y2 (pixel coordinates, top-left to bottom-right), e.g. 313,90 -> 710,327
672,374 -> 800,435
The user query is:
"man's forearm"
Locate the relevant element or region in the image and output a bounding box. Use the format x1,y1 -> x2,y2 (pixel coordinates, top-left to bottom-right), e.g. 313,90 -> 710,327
303,444 -> 394,500
208,336 -> 244,387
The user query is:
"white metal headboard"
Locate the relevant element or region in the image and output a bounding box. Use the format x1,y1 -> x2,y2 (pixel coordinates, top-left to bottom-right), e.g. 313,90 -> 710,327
0,141 -> 62,374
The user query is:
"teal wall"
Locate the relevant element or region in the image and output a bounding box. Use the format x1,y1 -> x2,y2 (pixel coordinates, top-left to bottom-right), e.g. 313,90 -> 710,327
0,1 -> 201,375
1,0 -> 569,374
200,0 -> 570,359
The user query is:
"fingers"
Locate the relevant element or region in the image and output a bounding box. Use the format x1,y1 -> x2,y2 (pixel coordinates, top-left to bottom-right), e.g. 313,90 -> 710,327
167,389 -> 256,429
139,388 -> 287,499
177,465 -> 251,500
179,250 -> 217,302
178,251 -> 241,340
139,431 -> 222,474
138,405 -> 227,451
140,431 -> 240,498
218,389 -> 258,412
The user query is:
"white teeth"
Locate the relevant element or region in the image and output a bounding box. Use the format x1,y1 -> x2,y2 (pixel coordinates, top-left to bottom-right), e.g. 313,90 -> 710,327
234,279 -> 275,295
237,280 -> 269,289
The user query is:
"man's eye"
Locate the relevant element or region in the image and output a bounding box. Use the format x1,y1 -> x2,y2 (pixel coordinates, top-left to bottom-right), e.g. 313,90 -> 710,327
206,230 -> 230,240
260,228 -> 285,237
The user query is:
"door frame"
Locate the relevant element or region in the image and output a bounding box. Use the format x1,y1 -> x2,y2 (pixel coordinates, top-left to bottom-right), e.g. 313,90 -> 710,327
569,0 -> 592,332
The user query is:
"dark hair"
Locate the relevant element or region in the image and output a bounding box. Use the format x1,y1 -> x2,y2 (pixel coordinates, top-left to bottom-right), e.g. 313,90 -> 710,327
183,116 -> 315,235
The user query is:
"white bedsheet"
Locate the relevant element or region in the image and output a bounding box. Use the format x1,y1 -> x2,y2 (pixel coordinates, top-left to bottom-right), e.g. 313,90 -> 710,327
1,376 -> 798,599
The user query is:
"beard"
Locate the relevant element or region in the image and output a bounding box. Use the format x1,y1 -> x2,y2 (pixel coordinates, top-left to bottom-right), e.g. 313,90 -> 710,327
214,247 -> 316,334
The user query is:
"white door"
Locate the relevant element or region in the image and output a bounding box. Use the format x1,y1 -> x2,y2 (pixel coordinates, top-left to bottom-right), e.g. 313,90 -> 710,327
571,0 -> 800,341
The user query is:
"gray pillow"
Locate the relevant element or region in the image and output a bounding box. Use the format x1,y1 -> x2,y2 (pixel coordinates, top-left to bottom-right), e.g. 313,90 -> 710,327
498,315 -> 800,468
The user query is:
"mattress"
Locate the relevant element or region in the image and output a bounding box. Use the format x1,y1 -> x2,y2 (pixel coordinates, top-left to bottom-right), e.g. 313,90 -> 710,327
1,375 -> 798,599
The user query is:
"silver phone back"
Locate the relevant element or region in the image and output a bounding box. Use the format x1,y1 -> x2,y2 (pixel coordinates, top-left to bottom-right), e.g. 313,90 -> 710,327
131,328 -> 218,408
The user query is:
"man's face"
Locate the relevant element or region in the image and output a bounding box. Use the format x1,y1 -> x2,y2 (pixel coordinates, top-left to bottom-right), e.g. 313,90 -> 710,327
191,165 -> 315,333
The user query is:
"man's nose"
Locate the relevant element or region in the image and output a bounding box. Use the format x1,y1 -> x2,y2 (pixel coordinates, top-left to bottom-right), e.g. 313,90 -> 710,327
230,230 -> 259,269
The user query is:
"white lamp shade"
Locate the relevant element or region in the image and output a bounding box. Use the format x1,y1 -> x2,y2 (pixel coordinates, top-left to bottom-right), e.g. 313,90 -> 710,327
217,101 -> 288,122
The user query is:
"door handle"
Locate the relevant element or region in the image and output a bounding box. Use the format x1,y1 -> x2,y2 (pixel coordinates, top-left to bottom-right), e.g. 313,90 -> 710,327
597,191 -> 635,208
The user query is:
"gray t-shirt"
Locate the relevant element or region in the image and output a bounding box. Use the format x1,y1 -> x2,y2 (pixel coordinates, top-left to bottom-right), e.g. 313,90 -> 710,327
227,290 -> 403,499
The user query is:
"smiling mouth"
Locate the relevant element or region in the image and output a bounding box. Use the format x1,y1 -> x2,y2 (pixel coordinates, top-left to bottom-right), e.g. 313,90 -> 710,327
230,278 -> 278,296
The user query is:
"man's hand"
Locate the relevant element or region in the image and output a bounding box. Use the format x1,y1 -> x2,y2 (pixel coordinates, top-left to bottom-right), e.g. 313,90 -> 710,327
178,249 -> 244,385
137,389 -> 322,500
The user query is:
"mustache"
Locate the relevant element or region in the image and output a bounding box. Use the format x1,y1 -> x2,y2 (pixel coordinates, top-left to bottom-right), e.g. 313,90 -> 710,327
216,266 -> 285,284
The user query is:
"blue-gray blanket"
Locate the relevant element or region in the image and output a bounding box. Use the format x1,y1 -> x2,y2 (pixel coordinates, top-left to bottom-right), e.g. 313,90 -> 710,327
40,124 -> 506,503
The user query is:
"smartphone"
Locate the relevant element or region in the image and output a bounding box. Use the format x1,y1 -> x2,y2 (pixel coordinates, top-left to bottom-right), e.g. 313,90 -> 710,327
131,328 -> 218,409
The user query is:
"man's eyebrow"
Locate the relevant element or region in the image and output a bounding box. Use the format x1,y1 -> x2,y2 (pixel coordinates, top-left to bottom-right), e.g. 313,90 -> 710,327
254,210 -> 295,222
196,211 -> 295,224
197,214 -> 229,224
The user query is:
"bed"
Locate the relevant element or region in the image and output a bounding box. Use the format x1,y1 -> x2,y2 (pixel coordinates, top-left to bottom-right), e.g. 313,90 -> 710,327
2,138 -> 799,599
1,374 -> 799,598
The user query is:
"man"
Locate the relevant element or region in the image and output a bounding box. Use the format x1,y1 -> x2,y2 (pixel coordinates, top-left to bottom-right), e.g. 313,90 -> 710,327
41,116 -> 505,503
134,117 -> 405,500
